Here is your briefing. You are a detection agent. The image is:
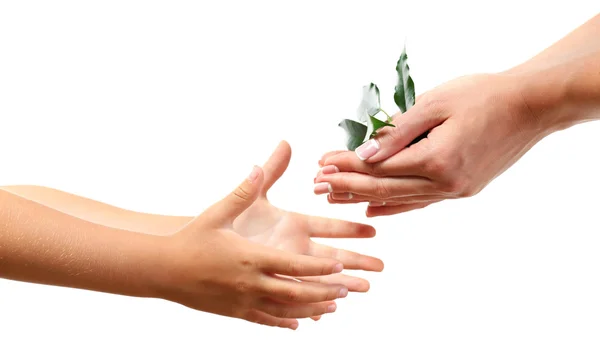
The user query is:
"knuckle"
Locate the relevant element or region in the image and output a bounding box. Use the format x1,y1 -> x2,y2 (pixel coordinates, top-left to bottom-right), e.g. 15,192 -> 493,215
440,177 -> 469,196
326,288 -> 340,301
273,307 -> 292,318
283,289 -> 301,302
233,185 -> 252,201
239,256 -> 255,269
375,179 -> 393,199
330,176 -> 348,192
379,127 -> 400,145
286,260 -> 302,275
234,278 -> 253,294
423,155 -> 450,176
370,162 -> 386,176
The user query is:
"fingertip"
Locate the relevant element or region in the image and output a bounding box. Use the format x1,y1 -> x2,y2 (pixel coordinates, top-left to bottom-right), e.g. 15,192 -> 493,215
361,224 -> 377,238
353,279 -> 371,292
365,207 -> 383,218
289,321 -> 299,330
374,259 -> 385,272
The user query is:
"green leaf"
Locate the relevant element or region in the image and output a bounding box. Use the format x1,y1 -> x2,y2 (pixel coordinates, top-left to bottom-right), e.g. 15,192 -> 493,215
357,83 -> 381,123
339,119 -> 368,151
394,45 -> 415,113
367,116 -> 395,139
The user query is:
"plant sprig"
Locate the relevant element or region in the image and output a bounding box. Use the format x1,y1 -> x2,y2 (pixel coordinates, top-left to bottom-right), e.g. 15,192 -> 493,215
339,44 -> 417,151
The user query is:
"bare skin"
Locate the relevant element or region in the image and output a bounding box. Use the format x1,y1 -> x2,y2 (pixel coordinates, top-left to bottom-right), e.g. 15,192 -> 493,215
0,142 -> 383,330
314,13 -> 600,217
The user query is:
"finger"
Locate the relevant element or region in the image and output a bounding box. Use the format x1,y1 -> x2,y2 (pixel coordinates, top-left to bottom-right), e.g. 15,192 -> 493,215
328,192 -> 446,204
297,273 -> 371,293
355,102 -> 447,163
303,214 -> 376,238
319,150 -> 348,167
314,172 -> 436,199
243,309 -> 299,330
261,141 -> 292,197
321,147 -> 426,177
309,242 -> 384,272
258,248 -> 344,277
258,299 -> 338,319
205,166 -> 264,225
366,200 -> 440,217
313,164 -> 341,183
310,315 -> 322,321
261,274 -> 347,303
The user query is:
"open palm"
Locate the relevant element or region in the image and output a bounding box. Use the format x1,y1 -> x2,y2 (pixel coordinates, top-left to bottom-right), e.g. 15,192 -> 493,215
233,141 -> 384,294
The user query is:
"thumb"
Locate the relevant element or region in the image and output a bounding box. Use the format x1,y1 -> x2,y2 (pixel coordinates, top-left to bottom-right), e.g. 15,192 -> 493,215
205,165 -> 264,225
354,103 -> 445,163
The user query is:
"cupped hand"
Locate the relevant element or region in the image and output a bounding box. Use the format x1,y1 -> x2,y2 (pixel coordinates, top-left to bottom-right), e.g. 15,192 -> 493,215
314,73 -> 549,217
234,141 -> 384,293
158,165 -> 348,330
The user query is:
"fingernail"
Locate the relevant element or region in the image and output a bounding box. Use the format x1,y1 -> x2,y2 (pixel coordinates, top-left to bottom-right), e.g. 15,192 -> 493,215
327,304 -> 337,313
331,192 -> 353,200
333,263 -> 343,273
314,182 -> 332,195
338,287 -> 348,298
289,322 -> 298,330
355,139 -> 379,161
247,166 -> 260,183
319,165 -> 339,175
369,201 -> 386,206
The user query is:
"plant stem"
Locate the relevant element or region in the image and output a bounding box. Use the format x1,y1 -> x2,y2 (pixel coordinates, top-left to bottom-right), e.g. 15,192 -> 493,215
379,108 -> 392,122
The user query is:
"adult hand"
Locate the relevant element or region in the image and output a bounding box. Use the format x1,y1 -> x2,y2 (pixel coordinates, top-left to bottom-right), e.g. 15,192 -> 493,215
159,165 -> 348,330
314,73 -> 549,217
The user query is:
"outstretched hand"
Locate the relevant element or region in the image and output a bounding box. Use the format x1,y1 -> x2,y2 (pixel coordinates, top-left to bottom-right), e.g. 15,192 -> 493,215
163,162 -> 351,330
234,141 -> 384,293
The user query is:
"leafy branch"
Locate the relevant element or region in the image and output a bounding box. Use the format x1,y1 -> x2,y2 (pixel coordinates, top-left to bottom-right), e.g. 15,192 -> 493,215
339,44 -> 418,151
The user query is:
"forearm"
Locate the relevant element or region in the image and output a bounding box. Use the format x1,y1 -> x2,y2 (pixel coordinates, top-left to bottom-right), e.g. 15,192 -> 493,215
0,189 -> 165,298
509,13 -> 600,74
0,185 -> 192,235
500,13 -> 600,134
516,47 -> 600,133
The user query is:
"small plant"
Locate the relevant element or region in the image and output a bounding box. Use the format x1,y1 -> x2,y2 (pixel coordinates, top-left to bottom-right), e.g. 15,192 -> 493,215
339,44 -> 416,151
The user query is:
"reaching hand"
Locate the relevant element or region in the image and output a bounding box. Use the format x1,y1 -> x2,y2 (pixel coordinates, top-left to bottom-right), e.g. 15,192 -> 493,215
314,73 -> 546,217
234,141 -> 384,293
160,164 -> 350,330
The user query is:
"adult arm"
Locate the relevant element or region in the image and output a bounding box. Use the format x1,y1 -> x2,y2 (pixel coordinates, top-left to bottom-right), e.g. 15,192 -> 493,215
314,13 -> 600,216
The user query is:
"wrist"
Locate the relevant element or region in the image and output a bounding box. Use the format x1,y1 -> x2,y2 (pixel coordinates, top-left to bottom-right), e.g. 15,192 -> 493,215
105,230 -> 173,299
504,51 -> 600,135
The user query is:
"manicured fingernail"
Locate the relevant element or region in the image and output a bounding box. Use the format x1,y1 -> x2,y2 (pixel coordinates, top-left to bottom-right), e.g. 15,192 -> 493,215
338,287 -> 348,298
289,322 -> 298,330
327,304 -> 337,313
319,165 -> 339,175
314,182 -> 332,195
331,192 -> 353,200
369,201 -> 386,206
333,263 -> 343,273
247,166 -> 260,183
355,139 -> 379,161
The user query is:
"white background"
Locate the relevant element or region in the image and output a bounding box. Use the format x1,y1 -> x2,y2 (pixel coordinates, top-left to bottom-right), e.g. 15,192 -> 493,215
1,1 -> 600,346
